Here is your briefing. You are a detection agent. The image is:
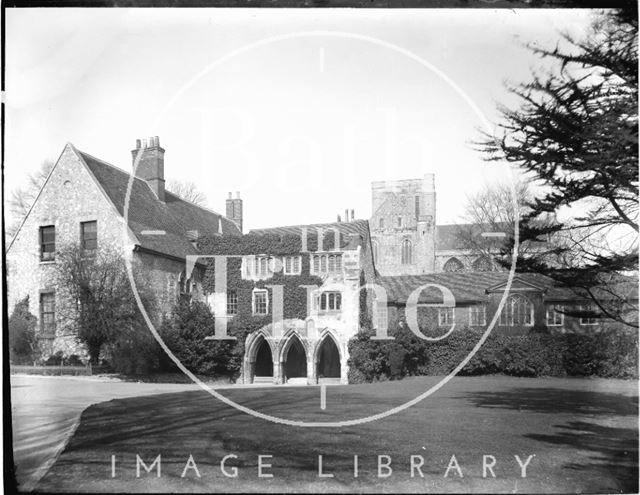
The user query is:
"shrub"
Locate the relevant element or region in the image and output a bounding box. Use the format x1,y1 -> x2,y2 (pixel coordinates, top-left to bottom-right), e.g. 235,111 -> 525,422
159,300 -> 241,379
106,326 -> 161,376
388,344 -> 407,379
347,332 -> 389,382
347,325 -> 638,382
8,297 -> 40,364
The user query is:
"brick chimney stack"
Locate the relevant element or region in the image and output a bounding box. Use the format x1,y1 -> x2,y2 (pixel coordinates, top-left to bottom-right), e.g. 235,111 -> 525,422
132,136 -> 165,201
226,191 -> 243,233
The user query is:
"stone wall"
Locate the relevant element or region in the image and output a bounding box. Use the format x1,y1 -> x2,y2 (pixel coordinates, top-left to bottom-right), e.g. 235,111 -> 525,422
6,144 -> 189,360
370,175 -> 436,275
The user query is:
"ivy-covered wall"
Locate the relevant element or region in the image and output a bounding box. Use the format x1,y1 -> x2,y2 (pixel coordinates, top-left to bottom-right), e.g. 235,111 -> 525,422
197,232 -> 369,334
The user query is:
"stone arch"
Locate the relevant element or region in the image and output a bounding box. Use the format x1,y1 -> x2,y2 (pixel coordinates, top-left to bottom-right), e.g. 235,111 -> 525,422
279,331 -> 309,382
244,330 -> 275,384
314,331 -> 342,382
499,294 -> 535,327
443,257 -> 465,272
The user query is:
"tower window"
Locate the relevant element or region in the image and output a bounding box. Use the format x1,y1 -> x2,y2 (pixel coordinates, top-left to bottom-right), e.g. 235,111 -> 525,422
401,239 -> 413,265
379,218 -> 384,229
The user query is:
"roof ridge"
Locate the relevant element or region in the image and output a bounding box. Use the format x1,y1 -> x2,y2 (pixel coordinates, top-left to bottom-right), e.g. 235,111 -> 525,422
78,149 -> 233,223
77,149 -> 137,177
163,189 -> 234,226
251,219 -> 369,232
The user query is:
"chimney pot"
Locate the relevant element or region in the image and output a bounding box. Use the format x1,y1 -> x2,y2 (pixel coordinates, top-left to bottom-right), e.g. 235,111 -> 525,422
351,209 -> 355,222
344,209 -> 349,222
131,136 -> 165,201
337,214 -> 341,222
236,191 -> 240,199
228,192 -> 232,199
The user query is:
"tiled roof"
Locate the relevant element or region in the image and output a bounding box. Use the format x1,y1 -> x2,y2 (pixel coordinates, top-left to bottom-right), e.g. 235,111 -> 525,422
79,150 -> 241,260
250,219 -> 371,246
377,271 -> 625,305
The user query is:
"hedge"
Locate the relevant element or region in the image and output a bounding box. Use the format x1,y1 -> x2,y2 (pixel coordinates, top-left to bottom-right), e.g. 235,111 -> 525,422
347,325 -> 638,383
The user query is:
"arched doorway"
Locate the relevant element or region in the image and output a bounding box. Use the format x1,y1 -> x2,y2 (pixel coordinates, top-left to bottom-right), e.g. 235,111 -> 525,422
316,336 -> 341,380
283,336 -> 307,381
254,338 -> 273,379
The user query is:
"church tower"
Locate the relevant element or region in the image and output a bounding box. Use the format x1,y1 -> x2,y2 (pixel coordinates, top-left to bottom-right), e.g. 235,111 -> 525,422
369,174 -> 436,275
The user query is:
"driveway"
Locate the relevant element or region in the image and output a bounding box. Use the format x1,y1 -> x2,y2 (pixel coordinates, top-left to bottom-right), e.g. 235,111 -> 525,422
9,374 -> 201,491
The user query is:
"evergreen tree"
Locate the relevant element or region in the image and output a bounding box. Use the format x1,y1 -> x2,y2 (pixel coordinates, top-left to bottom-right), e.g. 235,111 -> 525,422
478,9 -> 638,327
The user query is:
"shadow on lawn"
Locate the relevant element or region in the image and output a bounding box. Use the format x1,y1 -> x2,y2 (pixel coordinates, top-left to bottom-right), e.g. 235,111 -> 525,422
466,387 -> 638,416
468,387 -> 639,493
529,421 -> 639,493
50,388 -> 402,483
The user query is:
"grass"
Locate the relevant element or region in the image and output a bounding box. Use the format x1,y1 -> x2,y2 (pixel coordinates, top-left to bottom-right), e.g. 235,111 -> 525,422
36,376 -> 638,493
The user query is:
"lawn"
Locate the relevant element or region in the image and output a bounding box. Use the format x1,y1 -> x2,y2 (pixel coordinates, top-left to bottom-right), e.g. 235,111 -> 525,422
36,376 -> 638,493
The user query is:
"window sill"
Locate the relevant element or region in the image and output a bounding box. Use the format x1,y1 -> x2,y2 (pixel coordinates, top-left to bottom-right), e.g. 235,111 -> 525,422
39,260 -> 56,265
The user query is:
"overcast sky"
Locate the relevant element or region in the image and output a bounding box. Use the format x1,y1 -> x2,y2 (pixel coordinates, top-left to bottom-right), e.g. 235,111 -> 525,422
5,8 -> 595,231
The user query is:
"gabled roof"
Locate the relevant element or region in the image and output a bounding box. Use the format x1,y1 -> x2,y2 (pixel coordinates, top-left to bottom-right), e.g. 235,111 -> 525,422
78,149 -> 241,260
485,276 -> 547,293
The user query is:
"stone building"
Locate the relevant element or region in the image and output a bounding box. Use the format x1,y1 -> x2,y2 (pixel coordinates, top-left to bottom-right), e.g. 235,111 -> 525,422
381,272 -> 637,335
6,137 -> 241,359
370,174 -> 637,334
6,137 -> 635,374
370,174 -> 436,275
370,174 -> 502,275
199,219 -> 377,385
